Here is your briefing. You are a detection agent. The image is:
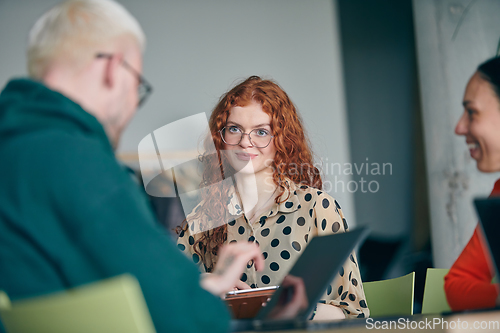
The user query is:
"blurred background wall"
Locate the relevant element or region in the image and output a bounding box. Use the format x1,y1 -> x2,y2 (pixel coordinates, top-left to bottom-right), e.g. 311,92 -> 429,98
0,0 -> 356,230
337,0 -> 420,283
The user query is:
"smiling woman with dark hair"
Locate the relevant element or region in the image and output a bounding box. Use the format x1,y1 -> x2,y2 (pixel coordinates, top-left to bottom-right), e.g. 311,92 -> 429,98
445,56 -> 500,311
176,76 -> 369,320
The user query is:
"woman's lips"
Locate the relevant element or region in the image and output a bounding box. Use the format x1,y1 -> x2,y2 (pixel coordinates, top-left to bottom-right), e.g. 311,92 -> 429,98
467,142 -> 480,159
235,152 -> 258,161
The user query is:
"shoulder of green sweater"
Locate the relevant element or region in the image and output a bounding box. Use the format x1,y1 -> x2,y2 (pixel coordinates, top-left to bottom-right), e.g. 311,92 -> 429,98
8,131 -> 138,201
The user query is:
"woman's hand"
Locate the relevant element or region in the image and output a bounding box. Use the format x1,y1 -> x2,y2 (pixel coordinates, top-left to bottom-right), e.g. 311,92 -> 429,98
268,274 -> 309,320
234,280 -> 251,291
312,303 -> 346,321
200,242 -> 264,297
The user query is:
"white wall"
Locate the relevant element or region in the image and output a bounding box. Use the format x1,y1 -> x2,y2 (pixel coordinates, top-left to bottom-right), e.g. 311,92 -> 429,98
413,0 -> 500,268
0,0 -> 356,226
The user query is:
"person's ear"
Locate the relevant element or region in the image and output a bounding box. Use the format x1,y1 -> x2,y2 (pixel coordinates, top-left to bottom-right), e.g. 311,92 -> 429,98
102,54 -> 123,89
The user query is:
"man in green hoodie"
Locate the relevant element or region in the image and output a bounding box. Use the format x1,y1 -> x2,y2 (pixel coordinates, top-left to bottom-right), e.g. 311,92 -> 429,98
0,1 -> 266,332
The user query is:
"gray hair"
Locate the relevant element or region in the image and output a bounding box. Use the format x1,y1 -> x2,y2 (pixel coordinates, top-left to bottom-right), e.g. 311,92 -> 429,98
27,0 -> 146,79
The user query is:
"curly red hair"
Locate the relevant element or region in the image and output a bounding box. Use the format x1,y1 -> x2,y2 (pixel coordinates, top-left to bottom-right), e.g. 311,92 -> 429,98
178,76 -> 322,271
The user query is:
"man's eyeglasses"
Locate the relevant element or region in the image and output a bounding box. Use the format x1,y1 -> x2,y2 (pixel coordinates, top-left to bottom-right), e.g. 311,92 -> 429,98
96,53 -> 153,107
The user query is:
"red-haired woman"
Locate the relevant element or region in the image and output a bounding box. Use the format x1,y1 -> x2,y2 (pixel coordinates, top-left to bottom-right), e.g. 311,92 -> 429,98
177,76 -> 369,320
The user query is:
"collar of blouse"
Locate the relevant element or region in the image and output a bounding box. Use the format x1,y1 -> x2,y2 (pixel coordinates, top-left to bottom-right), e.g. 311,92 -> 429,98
227,177 -> 302,222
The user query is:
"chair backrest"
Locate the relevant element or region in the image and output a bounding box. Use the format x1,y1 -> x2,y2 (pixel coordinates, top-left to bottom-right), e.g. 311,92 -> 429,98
0,274 -> 156,333
421,268 -> 451,315
362,272 -> 415,318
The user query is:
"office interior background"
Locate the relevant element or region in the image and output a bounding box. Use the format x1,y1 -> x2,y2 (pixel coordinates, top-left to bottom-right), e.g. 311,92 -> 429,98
1,0 -> 499,312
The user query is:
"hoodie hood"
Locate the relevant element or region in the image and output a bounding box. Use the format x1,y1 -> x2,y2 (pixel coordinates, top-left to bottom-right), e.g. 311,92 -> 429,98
0,78 -> 110,151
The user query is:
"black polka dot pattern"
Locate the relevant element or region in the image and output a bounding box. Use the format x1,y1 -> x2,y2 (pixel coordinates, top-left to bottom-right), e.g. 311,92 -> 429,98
280,250 -> 290,260
259,216 -> 267,226
192,254 -> 200,264
283,226 -> 291,235
270,262 -> 279,271
322,198 -> 330,209
176,180 -> 369,319
297,217 -> 305,226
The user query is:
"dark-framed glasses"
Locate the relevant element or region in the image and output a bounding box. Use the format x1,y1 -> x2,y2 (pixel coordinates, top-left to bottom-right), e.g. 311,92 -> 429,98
219,126 -> 274,148
96,53 -> 153,107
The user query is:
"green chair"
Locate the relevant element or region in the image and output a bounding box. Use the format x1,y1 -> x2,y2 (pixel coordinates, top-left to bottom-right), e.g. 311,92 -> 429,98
421,268 -> 451,315
0,274 -> 156,333
362,272 -> 415,318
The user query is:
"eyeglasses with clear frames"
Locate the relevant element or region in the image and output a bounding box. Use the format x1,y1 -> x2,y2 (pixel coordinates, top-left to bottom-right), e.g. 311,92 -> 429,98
219,126 -> 274,148
95,53 -> 153,108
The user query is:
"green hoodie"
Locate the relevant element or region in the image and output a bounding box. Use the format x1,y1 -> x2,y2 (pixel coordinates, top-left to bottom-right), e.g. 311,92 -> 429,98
0,79 -> 230,332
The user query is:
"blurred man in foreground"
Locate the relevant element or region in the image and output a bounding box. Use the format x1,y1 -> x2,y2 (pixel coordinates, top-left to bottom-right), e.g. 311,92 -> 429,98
0,1 -> 268,331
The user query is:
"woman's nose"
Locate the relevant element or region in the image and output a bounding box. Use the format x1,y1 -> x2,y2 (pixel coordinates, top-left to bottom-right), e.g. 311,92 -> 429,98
239,133 -> 254,147
454,112 -> 469,136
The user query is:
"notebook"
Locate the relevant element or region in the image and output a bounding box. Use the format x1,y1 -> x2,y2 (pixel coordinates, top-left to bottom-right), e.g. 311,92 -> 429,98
231,226 -> 370,331
474,197 -> 500,278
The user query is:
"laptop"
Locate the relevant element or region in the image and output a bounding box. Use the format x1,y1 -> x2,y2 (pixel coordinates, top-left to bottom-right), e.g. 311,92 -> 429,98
474,197 -> 500,278
231,226 -> 370,331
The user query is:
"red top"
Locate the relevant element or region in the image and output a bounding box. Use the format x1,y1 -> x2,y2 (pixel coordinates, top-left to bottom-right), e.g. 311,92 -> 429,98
444,179 -> 500,311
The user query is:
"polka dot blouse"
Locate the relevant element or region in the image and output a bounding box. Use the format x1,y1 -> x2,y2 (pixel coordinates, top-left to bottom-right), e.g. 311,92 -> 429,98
177,179 -> 370,319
